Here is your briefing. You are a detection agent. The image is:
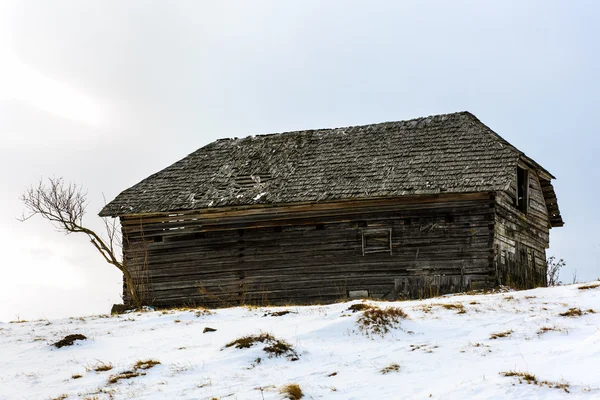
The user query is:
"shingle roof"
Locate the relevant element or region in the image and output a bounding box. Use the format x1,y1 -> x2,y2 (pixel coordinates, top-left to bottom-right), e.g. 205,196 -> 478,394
100,111 -> 561,225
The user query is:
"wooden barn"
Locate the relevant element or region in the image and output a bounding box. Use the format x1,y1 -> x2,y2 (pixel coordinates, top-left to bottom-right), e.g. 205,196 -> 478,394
100,111 -> 563,307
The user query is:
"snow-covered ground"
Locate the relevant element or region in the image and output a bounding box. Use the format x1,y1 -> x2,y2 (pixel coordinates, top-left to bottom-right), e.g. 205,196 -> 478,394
1,283 -> 599,400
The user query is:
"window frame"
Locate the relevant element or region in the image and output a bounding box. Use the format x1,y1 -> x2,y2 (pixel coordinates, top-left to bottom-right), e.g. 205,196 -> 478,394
361,227 -> 393,256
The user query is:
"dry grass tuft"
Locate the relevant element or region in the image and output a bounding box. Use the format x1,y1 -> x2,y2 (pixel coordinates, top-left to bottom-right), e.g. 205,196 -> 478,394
578,283 -> 600,290
194,307 -> 214,317
133,359 -> 161,370
107,358 -> 160,384
501,370 -> 538,384
91,361 -> 113,372
537,326 -> 554,335
501,371 -> 570,392
107,370 -> 143,384
380,363 -> 400,374
537,325 -> 567,335
71,374 -> 82,379
263,310 -> 292,317
490,330 -> 513,340
226,332 -> 276,349
225,332 -> 299,360
280,383 -> 304,399
439,303 -> 467,314
356,305 -> 408,336
420,302 -> 467,314
559,308 -> 583,317
347,303 -> 371,313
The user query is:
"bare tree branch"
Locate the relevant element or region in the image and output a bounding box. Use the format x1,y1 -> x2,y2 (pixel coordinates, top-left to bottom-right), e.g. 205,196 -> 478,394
19,177 -> 142,309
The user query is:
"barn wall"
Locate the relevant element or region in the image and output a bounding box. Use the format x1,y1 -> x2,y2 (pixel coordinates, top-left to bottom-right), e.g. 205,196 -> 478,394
120,193 -> 496,307
494,165 -> 550,288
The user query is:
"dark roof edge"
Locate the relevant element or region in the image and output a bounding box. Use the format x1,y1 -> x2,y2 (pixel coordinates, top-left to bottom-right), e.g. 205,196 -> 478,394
100,191 -> 494,219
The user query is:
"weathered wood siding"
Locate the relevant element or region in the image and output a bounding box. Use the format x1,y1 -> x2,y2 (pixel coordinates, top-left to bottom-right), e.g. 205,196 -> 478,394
494,164 -> 550,288
120,193 -> 496,307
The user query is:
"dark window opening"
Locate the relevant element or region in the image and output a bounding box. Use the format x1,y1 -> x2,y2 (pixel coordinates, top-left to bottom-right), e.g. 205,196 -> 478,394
274,226 -> 283,233
361,228 -> 393,256
194,232 -> 205,239
446,215 -> 455,223
153,236 -> 163,243
316,224 -> 325,230
238,229 -> 245,236
516,167 -> 528,213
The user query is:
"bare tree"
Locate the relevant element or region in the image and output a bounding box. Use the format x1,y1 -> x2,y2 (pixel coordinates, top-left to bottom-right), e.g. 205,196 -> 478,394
19,177 -> 142,309
546,256 -> 566,287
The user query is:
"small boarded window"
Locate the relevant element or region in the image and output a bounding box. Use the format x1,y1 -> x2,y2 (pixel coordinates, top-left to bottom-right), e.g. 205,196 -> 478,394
361,228 -> 392,256
516,167 -> 528,213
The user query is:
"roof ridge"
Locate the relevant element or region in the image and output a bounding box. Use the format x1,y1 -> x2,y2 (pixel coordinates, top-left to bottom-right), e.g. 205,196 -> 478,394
219,111 -> 473,142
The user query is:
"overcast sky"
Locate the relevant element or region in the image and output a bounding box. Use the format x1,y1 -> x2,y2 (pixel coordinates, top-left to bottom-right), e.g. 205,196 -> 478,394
0,1 -> 598,322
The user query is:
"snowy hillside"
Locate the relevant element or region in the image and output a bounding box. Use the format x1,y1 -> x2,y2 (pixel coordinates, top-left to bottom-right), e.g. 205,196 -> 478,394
2,283 -> 599,400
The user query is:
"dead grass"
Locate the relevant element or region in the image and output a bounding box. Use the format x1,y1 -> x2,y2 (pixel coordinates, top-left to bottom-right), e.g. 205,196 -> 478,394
439,303 -> 467,314
107,358 -> 161,384
226,332 -> 275,349
71,374 -> 82,379
91,361 -> 113,372
380,363 -> 400,374
537,325 -> 567,335
537,326 -> 554,335
108,370 -> 143,384
501,371 -> 570,392
133,359 -> 161,370
490,330 -> 513,339
347,303 -> 371,313
356,305 -> 408,336
263,310 -> 293,317
559,308 -> 583,317
578,283 -> 600,290
225,332 -> 299,360
418,302 -> 466,314
501,370 -> 538,384
280,383 -> 304,399
194,307 -> 214,317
